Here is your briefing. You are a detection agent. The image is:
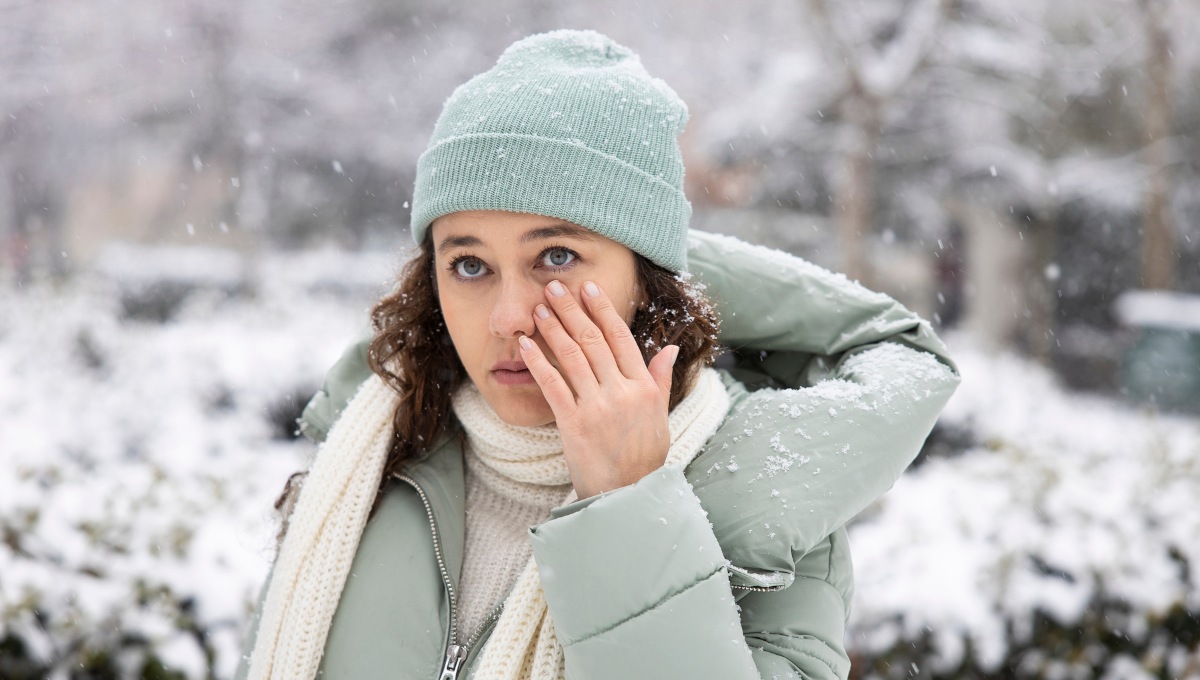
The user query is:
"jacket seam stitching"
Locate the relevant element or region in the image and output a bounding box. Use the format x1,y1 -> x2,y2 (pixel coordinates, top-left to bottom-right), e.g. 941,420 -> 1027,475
747,635 -> 842,677
561,566 -> 725,648
825,532 -> 835,582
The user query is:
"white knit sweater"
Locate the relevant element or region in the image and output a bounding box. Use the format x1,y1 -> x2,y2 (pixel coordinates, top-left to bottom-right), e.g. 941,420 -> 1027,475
457,446 -> 570,641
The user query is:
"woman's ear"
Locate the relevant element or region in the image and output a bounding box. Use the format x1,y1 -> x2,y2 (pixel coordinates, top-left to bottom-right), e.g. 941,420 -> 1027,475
633,280 -> 649,310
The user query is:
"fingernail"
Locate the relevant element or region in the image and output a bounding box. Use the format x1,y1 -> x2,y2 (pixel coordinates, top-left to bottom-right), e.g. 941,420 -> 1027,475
519,335 -> 533,350
583,281 -> 600,298
669,345 -> 680,366
535,304 -> 551,319
548,280 -> 566,297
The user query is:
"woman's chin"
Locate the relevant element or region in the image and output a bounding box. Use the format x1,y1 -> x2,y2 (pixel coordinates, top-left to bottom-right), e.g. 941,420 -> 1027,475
481,381 -> 555,427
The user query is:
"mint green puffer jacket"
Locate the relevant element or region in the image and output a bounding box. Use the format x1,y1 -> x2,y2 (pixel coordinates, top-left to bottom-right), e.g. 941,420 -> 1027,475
236,230 -> 959,680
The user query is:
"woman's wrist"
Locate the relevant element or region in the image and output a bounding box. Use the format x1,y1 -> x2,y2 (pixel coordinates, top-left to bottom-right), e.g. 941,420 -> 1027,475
569,454 -> 669,499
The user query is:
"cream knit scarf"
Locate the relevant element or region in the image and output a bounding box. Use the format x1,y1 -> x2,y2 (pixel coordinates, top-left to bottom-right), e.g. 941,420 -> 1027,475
246,368 -> 729,680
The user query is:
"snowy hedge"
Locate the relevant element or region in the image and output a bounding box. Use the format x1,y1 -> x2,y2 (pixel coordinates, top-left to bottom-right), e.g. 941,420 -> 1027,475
3,251 -> 1198,679
0,249 -> 390,679
847,346 -> 1200,679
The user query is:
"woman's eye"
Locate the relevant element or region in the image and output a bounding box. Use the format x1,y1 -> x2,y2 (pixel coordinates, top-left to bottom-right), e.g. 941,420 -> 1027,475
542,249 -> 575,268
456,258 -> 486,278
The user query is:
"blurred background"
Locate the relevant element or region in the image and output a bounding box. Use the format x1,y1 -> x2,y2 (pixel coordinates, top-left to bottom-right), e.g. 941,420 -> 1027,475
2,0 -> 1199,678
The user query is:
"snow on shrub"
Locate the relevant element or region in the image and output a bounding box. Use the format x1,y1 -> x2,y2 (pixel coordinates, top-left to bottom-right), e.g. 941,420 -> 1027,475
6,248 -> 1198,679
0,248 -> 390,679
847,343 -> 1200,678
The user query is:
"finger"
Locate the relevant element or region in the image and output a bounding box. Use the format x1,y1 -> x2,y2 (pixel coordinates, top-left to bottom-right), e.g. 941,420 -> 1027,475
518,334 -> 579,416
532,300 -> 600,397
579,280 -> 650,380
543,280 -> 624,383
647,344 -> 679,398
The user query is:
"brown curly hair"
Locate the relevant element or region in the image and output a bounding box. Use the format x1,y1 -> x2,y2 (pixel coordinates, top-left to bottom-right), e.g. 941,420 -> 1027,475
366,232 -> 723,486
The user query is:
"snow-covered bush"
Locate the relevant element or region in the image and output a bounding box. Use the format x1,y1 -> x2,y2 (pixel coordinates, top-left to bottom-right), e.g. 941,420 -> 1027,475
0,247 -> 394,679
847,344 -> 1200,679
5,249 -> 1199,679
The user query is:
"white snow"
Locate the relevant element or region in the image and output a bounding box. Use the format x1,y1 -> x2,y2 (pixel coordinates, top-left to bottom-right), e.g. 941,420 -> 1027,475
6,253 -> 1198,678
847,337 -> 1200,672
0,251 -> 374,678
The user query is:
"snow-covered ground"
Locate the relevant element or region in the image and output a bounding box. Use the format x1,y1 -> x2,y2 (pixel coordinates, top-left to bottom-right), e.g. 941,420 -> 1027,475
2,249 -> 1198,678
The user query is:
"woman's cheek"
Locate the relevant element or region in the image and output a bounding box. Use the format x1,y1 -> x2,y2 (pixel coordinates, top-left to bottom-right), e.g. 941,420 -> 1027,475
438,289 -> 482,372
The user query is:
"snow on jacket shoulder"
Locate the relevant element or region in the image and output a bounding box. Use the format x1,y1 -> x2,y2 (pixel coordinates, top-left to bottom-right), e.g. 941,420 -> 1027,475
257,229 -> 959,680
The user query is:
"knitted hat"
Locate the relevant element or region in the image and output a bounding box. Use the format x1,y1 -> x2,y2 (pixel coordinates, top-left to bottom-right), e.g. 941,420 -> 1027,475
410,30 -> 692,271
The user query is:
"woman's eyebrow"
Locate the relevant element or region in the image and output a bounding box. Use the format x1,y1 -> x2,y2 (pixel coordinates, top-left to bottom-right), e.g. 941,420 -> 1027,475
519,225 -> 597,244
437,234 -> 484,253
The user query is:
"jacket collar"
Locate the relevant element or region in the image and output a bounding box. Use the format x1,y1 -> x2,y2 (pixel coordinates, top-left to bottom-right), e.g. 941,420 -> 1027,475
396,426 -> 467,598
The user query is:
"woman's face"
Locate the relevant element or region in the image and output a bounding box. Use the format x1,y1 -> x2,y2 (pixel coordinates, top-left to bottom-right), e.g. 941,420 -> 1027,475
431,210 -> 642,427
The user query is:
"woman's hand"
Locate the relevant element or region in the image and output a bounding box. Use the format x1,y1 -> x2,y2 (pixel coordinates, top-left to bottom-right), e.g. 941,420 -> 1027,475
518,279 -> 679,499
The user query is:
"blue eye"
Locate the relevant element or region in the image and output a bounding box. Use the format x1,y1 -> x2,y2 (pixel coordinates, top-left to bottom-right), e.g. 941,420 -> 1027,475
542,249 -> 575,267
456,258 -> 486,278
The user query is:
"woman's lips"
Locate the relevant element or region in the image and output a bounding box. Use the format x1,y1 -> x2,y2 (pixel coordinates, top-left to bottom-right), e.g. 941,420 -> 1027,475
491,360 -> 535,386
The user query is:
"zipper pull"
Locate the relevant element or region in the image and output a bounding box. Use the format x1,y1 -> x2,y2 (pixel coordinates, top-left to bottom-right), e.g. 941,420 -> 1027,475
440,645 -> 467,680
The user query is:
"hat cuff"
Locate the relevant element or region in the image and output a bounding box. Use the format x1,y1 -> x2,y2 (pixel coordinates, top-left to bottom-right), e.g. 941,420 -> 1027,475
411,133 -> 690,271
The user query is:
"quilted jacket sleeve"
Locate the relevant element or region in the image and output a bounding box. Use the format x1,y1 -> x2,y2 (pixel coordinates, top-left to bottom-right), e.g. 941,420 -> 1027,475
685,229 -> 961,571
530,468 -> 858,680
530,467 -> 761,680
526,232 -> 960,679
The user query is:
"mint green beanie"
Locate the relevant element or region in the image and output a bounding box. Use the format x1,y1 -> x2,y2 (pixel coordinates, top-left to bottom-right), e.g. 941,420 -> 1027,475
410,30 -> 691,271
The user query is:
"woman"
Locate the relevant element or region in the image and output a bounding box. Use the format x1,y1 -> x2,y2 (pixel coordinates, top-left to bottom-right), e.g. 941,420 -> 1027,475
239,30 -> 959,680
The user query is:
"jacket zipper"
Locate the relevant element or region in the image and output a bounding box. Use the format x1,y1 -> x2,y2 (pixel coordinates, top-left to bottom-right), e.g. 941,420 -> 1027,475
464,604 -> 503,651
396,472 -> 504,680
729,584 -> 778,592
440,645 -> 466,680
439,602 -> 504,680
395,473 -> 464,680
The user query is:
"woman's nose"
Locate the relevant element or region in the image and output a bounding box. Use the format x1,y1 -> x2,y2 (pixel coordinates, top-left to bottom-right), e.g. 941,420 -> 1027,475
489,279 -> 539,338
